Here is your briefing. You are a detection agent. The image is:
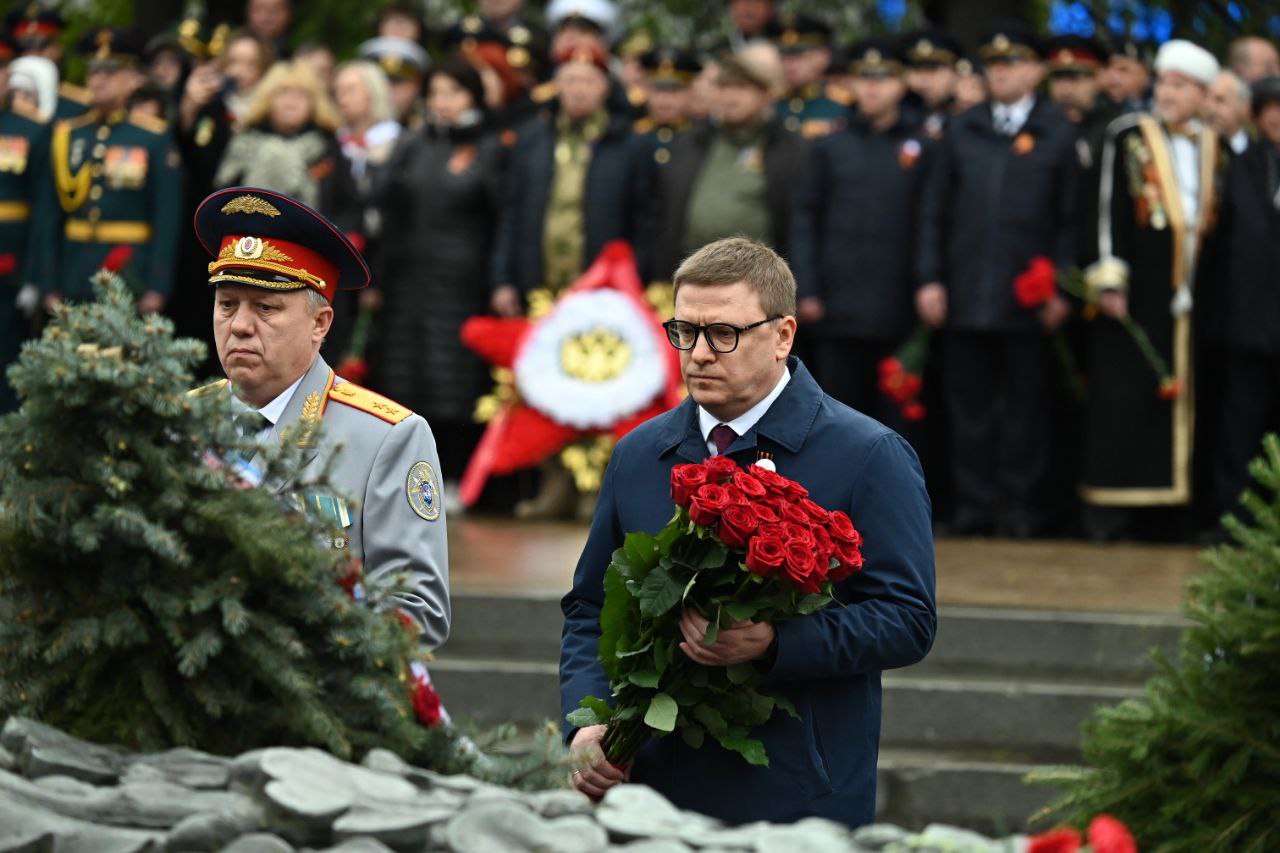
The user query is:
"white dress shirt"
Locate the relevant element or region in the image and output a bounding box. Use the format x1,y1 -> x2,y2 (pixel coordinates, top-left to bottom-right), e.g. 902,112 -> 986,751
1168,129 -> 1201,228
992,95 -> 1035,136
1229,129 -> 1249,155
233,372 -> 306,442
698,368 -> 791,455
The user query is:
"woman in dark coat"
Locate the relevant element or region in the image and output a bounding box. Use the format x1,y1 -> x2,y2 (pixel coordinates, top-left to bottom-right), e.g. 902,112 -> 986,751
368,57 -> 503,479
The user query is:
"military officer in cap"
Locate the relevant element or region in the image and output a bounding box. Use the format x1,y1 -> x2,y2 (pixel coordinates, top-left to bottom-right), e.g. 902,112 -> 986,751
358,36 -> 430,129
190,186 -> 451,645
1100,36 -> 1152,113
773,12 -> 848,138
0,48 -> 56,412
43,27 -> 180,312
917,23 -> 1079,537
791,38 -> 935,423
634,47 -> 700,167
6,3 -> 90,120
902,29 -> 964,139
442,16 -> 544,129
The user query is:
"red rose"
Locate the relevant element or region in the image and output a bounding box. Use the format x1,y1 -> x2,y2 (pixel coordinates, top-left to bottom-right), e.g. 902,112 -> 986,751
781,477 -> 809,500
718,504 -> 760,549
783,541 -> 823,593
1027,828 -> 1081,853
732,469 -> 768,499
751,466 -> 790,495
702,455 -> 739,482
723,485 -> 750,506
780,520 -> 817,547
827,511 -> 862,546
1014,255 -> 1058,309
1087,816 -> 1136,853
798,498 -> 831,525
829,541 -> 865,583
780,501 -> 811,527
671,464 -> 708,506
751,503 -> 781,524
689,483 -> 733,526
745,535 -> 786,576
812,524 -> 836,562
411,678 -> 443,727
102,245 -> 134,273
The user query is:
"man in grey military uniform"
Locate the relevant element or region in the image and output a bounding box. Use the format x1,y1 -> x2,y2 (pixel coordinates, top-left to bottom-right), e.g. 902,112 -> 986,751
191,186 -> 450,647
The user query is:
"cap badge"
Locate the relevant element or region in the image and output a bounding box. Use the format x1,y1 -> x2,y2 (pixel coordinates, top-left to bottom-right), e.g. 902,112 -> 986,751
867,49 -> 882,63
919,40 -> 934,55
221,195 -> 282,217
235,236 -> 264,259
994,34 -> 1010,51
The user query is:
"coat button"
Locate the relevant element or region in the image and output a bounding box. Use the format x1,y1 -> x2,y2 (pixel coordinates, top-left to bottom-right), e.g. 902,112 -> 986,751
89,185 -> 103,201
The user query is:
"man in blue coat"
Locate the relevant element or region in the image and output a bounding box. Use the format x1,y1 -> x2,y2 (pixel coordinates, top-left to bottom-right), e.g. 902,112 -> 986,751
559,236 -> 937,826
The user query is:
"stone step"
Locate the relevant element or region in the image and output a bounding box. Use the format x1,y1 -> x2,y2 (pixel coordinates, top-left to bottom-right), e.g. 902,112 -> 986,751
875,749 -> 1059,835
441,594 -> 1186,681
427,658 -> 1138,760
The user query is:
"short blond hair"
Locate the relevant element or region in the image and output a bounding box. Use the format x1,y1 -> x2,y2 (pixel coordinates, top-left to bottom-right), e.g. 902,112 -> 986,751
334,59 -> 396,126
242,60 -> 341,132
672,237 -> 796,317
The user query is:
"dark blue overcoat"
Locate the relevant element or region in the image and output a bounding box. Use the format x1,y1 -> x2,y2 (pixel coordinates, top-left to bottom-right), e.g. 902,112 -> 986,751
559,358 -> 937,826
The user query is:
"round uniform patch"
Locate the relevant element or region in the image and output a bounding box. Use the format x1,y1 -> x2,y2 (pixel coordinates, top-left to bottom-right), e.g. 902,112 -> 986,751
406,461 -> 441,521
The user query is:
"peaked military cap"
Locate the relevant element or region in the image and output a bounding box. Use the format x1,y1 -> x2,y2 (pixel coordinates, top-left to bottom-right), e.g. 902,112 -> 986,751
902,29 -> 962,68
358,36 -> 430,80
195,188 -> 371,301
1108,36 -> 1153,65
546,0 -> 619,40
640,47 -> 701,87
978,23 -> 1042,62
6,3 -> 63,47
1044,34 -> 1108,73
848,37 -> 906,78
77,26 -> 144,69
773,13 -> 833,54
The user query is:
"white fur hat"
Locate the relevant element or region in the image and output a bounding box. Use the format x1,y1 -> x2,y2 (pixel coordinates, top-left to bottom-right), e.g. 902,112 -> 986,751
1154,39 -> 1219,87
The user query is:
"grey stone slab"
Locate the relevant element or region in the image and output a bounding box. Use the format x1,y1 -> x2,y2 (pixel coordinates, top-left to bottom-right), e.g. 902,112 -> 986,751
2,717 -> 123,785
850,824 -> 910,850
0,798 -> 163,853
307,841 -> 396,853
596,785 -> 720,842
752,818 -> 853,853
332,804 -> 457,846
358,749 -> 406,777
164,809 -> 268,852
525,788 -> 594,818
255,748 -> 421,825
1,767 -> 256,831
0,744 -> 14,772
220,833 -> 296,853
609,842 -> 694,853
875,755 -> 1056,835
124,747 -> 231,790
444,801 -> 608,853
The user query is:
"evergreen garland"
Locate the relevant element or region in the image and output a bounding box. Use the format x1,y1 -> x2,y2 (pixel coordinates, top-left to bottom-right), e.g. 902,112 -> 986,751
1033,436 -> 1280,851
0,274 -> 564,789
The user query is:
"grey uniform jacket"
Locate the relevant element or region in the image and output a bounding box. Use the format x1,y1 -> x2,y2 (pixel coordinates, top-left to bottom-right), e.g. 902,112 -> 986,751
201,355 -> 451,647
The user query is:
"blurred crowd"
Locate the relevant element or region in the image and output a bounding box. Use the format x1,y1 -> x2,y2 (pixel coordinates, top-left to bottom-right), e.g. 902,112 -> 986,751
2,0 -> 1279,542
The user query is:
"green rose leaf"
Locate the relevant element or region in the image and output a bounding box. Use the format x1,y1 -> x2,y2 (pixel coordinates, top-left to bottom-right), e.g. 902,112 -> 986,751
693,703 -> 728,736
725,601 -> 758,622
726,663 -> 755,685
566,694 -> 614,728
624,531 -> 659,573
644,692 -> 679,732
797,593 -> 834,616
628,670 -> 661,689
638,564 -> 684,618
680,722 -> 706,749
717,732 -> 770,767
773,692 -> 799,720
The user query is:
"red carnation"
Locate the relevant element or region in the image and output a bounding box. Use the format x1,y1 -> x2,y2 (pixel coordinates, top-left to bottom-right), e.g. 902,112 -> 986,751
745,534 -> 786,577
702,455 -> 739,482
689,483 -> 733,526
718,504 -> 760,549
783,541 -> 823,594
1027,828 -> 1081,853
671,464 -> 708,507
1087,816 -> 1136,853
411,678 -> 443,727
335,355 -> 369,384
732,469 -> 768,499
0,254 -> 15,277
1157,377 -> 1182,400
878,356 -> 904,381
102,245 -> 134,273
902,402 -> 927,421
1014,255 -> 1058,309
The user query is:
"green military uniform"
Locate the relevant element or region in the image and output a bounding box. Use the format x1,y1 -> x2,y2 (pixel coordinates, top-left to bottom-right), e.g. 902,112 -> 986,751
192,186 -> 450,645
0,98 -> 55,411
48,107 -> 181,300
53,82 -> 91,121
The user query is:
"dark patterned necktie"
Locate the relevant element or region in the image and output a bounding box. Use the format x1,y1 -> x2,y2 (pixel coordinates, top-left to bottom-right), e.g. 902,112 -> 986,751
710,423 -> 737,456
234,410 -> 270,440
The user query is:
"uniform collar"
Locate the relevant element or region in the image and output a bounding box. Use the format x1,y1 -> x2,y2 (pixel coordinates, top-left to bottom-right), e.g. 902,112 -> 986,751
660,356 -> 823,461
91,107 -> 128,125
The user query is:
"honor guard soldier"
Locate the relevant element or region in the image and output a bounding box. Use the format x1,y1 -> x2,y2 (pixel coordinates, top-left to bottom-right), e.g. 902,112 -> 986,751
1,40 -> 57,412
634,47 -> 700,167
773,12 -> 847,138
45,27 -> 181,312
902,29 -> 964,139
5,3 -> 89,120
191,186 -> 450,646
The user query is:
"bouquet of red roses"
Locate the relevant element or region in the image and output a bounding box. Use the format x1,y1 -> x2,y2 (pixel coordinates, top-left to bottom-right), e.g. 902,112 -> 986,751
567,456 -> 864,768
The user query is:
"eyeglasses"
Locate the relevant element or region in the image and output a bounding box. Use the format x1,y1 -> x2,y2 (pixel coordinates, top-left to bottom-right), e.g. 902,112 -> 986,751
662,316 -> 782,354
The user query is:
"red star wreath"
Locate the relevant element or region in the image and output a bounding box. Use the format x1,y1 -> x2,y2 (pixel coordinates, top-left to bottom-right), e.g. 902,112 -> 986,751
458,242 -> 684,506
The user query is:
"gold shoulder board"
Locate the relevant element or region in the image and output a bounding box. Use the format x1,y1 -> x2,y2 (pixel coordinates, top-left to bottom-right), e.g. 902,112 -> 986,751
187,379 -> 229,397
531,81 -> 558,104
328,381 -> 413,425
128,109 -> 169,135
59,82 -> 91,105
